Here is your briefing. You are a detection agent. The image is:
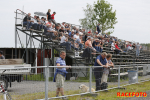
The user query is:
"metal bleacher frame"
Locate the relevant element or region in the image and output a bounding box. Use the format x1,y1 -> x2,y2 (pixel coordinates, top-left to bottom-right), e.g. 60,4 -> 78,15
14,9 -> 150,78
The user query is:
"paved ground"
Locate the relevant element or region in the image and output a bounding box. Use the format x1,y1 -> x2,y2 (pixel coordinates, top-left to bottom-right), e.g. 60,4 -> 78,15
0,75 -> 149,99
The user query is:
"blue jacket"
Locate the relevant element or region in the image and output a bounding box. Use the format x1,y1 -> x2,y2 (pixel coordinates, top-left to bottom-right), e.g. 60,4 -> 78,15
53,68 -> 68,82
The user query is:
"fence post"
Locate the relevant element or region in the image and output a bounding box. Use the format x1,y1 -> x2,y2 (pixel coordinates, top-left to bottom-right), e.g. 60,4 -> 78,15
89,66 -> 92,93
45,66 -> 49,100
136,65 -> 138,83
118,66 -> 120,88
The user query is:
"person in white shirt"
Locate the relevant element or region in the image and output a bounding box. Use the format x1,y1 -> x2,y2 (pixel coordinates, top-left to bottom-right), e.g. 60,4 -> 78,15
31,15 -> 38,30
60,32 -> 71,51
101,54 -> 114,87
73,32 -> 79,39
111,41 -> 116,51
73,32 -> 83,50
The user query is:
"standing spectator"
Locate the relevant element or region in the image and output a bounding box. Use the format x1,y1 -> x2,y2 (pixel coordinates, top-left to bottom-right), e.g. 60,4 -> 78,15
94,52 -> 108,91
53,51 -> 71,98
51,12 -> 56,24
136,43 -> 141,57
23,13 -> 33,30
47,9 -> 51,22
0,51 -> 5,59
101,54 -> 114,89
60,32 -> 72,51
96,23 -> 101,34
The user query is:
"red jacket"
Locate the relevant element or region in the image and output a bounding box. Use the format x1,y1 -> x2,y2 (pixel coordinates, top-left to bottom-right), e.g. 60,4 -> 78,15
51,14 -> 55,19
115,44 -> 120,50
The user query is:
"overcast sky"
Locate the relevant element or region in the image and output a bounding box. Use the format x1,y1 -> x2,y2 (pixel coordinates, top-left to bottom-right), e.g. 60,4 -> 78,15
0,0 -> 150,47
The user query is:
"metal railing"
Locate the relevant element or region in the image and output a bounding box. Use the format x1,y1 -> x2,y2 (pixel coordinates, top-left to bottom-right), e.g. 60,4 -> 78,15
0,64 -> 150,100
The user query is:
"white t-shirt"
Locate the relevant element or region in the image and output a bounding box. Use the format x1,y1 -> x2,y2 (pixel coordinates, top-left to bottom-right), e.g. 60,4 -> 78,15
73,34 -> 79,39
60,36 -> 66,43
31,18 -> 37,24
111,43 -> 115,50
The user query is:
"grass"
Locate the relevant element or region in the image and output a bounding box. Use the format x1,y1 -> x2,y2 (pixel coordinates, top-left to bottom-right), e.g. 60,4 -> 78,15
1,80 -> 150,100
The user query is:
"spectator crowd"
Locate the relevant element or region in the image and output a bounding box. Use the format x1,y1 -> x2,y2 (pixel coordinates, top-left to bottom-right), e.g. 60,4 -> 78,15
21,9 -> 144,98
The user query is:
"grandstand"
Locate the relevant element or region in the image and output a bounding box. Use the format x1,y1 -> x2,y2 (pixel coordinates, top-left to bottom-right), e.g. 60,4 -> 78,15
15,9 -> 150,80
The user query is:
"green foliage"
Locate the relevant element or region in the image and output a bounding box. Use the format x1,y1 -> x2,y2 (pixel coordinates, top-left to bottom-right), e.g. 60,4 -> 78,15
79,0 -> 117,34
79,4 -> 95,30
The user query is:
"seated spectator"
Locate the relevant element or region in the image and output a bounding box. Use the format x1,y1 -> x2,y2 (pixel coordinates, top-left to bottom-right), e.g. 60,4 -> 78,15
40,17 -> 46,31
51,12 -> 56,24
127,43 -> 132,51
74,35 -> 83,50
59,26 -> 65,33
111,41 -> 118,54
73,31 -> 79,40
69,30 -> 74,37
60,32 -> 71,52
115,42 -> 122,55
43,24 -> 57,41
31,15 -> 38,30
61,22 -> 65,28
0,51 -> 5,59
85,36 -> 96,51
88,30 -> 92,34
73,32 -> 83,50
23,13 -> 33,30
92,39 -> 102,52
36,16 -> 42,31
47,9 -> 51,22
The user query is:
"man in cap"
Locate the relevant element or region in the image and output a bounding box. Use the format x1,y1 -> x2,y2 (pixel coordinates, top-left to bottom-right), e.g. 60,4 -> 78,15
92,38 -> 102,52
60,32 -> 71,51
43,24 -> 57,41
0,51 -> 5,59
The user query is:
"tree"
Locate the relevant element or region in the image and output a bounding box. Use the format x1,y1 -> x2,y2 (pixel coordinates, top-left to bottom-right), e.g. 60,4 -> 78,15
79,0 -> 117,34
79,4 -> 95,30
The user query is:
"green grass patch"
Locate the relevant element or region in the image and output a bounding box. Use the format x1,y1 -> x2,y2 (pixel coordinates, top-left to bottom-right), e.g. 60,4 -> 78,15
1,80 -> 150,100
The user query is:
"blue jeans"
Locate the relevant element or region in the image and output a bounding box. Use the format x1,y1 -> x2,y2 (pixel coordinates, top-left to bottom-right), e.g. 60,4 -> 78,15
71,45 -> 78,50
94,46 -> 102,52
79,43 -> 83,50
23,21 -> 33,29
136,50 -> 140,56
32,23 -> 38,30
40,25 -> 46,30
60,42 -> 71,50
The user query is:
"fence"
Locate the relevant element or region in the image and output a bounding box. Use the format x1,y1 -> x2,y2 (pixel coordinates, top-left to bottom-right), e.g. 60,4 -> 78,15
0,64 -> 150,100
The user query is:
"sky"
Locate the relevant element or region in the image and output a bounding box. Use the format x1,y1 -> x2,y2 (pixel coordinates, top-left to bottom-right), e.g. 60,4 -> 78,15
0,0 -> 150,47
